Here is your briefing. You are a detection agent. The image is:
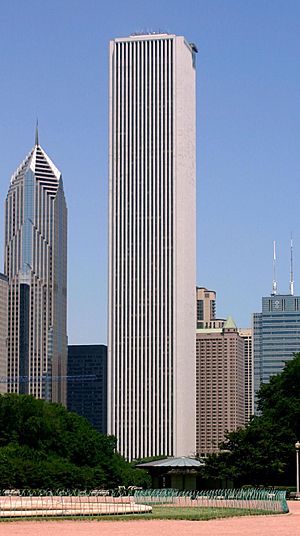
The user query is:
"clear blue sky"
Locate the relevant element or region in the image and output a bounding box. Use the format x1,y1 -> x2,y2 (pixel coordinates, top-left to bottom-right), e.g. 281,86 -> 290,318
1,0 -> 300,343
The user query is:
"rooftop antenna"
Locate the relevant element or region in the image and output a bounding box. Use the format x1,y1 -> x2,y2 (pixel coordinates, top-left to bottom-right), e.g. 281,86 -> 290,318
290,235 -> 294,295
272,240 -> 278,295
35,119 -> 39,146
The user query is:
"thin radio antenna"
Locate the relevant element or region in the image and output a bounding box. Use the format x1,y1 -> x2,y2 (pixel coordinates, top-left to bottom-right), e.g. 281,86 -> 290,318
272,240 -> 278,295
290,235 -> 294,295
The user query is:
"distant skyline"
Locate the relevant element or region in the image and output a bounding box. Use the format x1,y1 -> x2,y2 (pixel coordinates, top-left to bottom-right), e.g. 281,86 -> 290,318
1,0 -> 300,343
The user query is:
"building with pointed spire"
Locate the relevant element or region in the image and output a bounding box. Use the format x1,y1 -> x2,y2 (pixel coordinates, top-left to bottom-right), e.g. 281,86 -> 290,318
253,241 -> 300,411
196,315 -> 245,456
4,131 -> 67,404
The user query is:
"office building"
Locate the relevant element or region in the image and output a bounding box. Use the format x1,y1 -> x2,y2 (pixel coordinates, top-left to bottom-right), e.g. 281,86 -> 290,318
238,328 -> 253,421
4,131 -> 67,403
108,33 -> 197,460
67,345 -> 107,434
196,317 -> 245,456
253,294 -> 300,407
0,274 -> 8,394
196,287 -> 225,329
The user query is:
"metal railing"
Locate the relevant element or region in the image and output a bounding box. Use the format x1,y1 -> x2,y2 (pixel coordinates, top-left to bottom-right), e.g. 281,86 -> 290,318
134,488 -> 289,513
0,487 -> 289,518
0,490 -> 151,519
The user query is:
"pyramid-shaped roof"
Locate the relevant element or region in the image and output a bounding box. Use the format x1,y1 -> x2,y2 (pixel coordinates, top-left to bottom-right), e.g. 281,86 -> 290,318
223,316 -> 237,330
11,142 -> 61,186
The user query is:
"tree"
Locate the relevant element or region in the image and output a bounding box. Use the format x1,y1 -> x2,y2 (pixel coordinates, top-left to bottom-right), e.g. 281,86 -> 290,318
203,354 -> 300,486
0,394 -> 150,489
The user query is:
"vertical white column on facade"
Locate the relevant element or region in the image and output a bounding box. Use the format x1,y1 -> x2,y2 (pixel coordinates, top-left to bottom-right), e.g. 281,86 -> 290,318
156,38 -> 160,454
151,38 -> 157,454
111,42 -> 117,435
156,40 -> 165,454
143,39 -> 147,459
119,41 -> 124,453
166,37 -> 171,454
161,39 -> 166,453
160,38 -> 165,454
123,40 -> 129,456
111,44 -> 120,438
147,39 -> 153,456
131,41 -> 137,458
142,39 -> 147,458
168,37 -> 173,454
135,40 -> 141,459
115,42 -> 121,445
127,41 -> 131,459
128,40 -> 132,455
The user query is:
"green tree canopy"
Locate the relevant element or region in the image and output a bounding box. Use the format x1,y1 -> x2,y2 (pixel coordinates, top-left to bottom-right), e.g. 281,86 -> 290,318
203,354 -> 300,487
0,394 -> 150,490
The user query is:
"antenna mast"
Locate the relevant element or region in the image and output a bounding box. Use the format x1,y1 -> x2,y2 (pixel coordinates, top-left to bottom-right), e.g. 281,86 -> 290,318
35,119 -> 39,146
290,235 -> 294,295
272,240 -> 278,295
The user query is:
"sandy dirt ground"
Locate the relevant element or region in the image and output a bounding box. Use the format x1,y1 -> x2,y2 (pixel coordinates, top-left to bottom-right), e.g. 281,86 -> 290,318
0,501 -> 299,536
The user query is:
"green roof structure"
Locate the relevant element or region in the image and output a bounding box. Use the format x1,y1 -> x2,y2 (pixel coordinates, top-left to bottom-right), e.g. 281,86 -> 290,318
223,316 -> 237,330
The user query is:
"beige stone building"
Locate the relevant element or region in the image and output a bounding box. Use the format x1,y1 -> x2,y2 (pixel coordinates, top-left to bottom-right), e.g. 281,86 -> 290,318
238,327 -> 253,422
196,287 -> 225,329
0,274 -> 8,394
196,317 -> 245,457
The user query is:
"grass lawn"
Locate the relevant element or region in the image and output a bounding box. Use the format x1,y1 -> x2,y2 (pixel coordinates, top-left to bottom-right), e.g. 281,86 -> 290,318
0,505 -> 279,522
144,505 -> 277,520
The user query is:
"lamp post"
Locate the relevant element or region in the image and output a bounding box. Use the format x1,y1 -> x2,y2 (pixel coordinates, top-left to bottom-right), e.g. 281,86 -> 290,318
295,441 -> 300,494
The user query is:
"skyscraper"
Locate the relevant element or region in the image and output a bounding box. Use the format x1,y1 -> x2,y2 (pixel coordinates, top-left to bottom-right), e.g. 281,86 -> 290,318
108,33 -> 197,460
196,317 -> 245,456
253,241 -> 300,408
4,131 -> 67,403
238,327 -> 253,421
0,274 -> 8,394
253,294 -> 300,408
67,345 -> 107,434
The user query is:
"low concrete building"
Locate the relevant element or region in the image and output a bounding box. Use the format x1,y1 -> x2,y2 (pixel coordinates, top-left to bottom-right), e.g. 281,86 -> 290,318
136,457 -> 204,490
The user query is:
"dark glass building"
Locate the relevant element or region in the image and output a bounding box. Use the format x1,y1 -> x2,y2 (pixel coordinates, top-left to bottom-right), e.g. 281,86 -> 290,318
67,345 -> 107,434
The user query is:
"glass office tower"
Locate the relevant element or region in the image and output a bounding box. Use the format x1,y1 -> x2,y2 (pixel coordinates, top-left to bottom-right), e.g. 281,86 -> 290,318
108,33 -> 197,460
4,134 -> 67,403
253,294 -> 300,409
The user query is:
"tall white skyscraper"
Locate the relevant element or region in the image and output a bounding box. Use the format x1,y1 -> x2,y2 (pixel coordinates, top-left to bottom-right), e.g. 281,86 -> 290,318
4,131 -> 67,404
108,33 -> 197,460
